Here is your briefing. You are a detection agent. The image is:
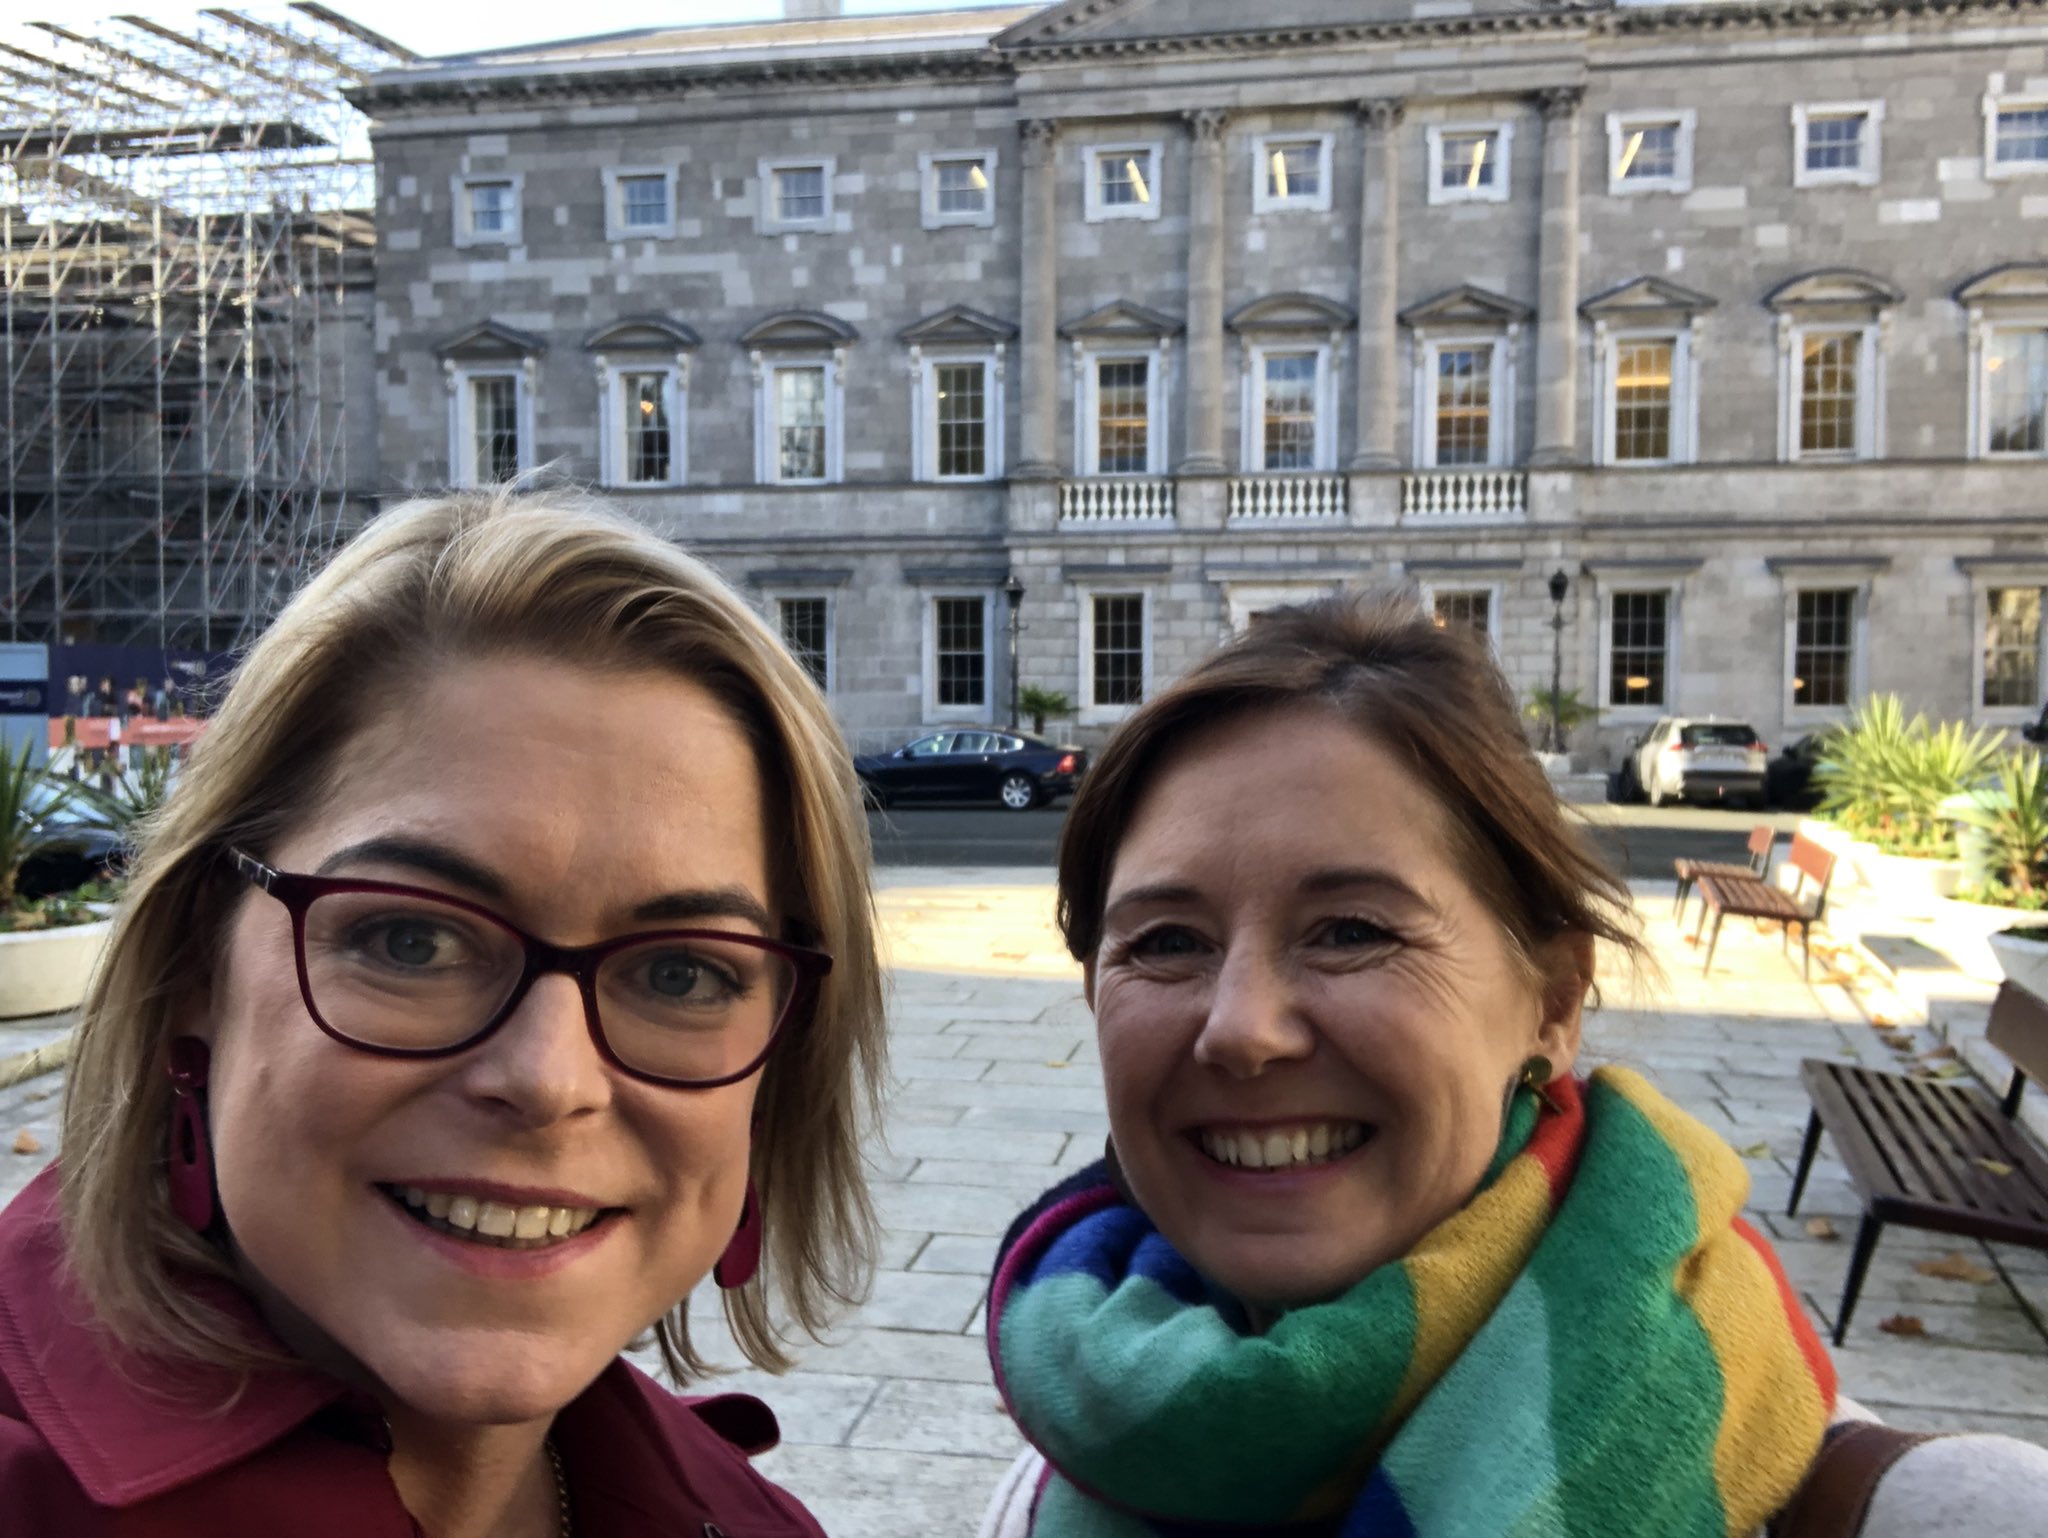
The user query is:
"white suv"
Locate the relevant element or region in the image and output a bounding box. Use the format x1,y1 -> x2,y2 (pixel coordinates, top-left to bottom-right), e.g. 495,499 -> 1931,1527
1622,717 -> 1768,809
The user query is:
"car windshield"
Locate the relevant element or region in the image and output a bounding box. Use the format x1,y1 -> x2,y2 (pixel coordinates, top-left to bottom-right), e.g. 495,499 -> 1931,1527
1681,724 -> 1757,747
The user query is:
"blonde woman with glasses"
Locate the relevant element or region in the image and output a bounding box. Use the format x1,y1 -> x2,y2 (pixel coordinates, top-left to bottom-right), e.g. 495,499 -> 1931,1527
0,492 -> 884,1538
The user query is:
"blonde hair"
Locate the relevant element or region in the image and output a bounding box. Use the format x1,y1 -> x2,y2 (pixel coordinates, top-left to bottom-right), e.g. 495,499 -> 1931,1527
60,488 -> 885,1383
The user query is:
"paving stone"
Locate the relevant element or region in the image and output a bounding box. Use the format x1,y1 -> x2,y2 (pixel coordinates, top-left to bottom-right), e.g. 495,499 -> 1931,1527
953,1031 -> 1092,1062
795,1325 -> 995,1385
857,1270 -> 990,1334
848,1377 -> 1023,1459
912,1233 -> 1003,1275
750,1445 -> 1011,1538
880,1125 -> 1068,1165
909,1159 -> 1067,1193
1849,1403 -> 2048,1449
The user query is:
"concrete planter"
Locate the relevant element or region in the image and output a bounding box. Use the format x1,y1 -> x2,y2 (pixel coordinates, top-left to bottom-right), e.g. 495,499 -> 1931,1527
1988,927 -> 2048,1005
0,918 -> 112,1020
1795,820 -> 1961,910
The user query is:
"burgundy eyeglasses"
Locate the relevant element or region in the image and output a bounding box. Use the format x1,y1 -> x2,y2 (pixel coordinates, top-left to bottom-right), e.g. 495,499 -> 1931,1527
228,847 -> 831,1089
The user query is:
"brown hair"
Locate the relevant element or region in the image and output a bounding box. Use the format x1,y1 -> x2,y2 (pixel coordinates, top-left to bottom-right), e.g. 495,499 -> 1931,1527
1056,590 -> 1642,982
61,487 -> 885,1384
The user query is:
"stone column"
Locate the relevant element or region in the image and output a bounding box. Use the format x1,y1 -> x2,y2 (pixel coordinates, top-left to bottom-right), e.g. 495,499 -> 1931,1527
1350,98 -> 1404,469
1531,87 -> 1584,467
1178,108 -> 1229,475
1016,118 -> 1060,479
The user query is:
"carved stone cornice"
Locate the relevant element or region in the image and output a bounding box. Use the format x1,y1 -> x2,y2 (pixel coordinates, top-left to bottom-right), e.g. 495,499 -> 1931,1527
1539,85 -> 1585,121
1358,98 -> 1405,132
1020,117 -> 1058,167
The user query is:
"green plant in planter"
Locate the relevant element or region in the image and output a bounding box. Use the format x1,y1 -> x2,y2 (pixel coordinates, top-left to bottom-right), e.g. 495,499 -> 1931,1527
1017,686 -> 1074,736
68,745 -> 176,841
1956,750 -> 2048,901
1814,695 -> 1999,858
1522,688 -> 1600,752
0,738 -> 80,913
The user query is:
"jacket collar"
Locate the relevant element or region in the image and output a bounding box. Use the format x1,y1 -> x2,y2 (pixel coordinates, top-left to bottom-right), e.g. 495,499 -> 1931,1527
0,1164 -> 798,1530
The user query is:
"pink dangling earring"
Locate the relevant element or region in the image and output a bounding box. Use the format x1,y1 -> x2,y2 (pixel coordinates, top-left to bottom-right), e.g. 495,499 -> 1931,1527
713,1180 -> 762,1290
166,1037 -> 217,1233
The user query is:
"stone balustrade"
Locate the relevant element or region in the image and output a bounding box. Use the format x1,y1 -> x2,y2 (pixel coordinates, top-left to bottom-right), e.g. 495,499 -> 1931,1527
1059,477 -> 1176,525
1227,473 -> 1348,521
1401,469 -> 1528,520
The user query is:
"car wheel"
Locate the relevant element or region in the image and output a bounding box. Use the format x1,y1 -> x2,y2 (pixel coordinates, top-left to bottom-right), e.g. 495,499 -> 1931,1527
1647,779 -> 1666,809
998,772 -> 1038,812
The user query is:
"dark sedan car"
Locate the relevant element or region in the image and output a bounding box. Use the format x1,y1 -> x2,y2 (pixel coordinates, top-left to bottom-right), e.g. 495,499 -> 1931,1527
856,728 -> 1086,811
16,782 -> 125,899
1764,733 -> 1830,812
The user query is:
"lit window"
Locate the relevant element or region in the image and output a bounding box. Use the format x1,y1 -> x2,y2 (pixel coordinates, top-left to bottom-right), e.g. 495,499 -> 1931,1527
1432,589 -> 1491,638
621,372 -> 672,484
1434,345 -> 1494,467
1084,144 -> 1162,222
471,375 -> 520,483
1095,360 -> 1151,474
933,596 -> 987,709
935,158 -> 989,215
1985,588 -> 2043,709
1607,111 -> 1694,194
1613,339 -> 1675,463
1429,125 -> 1511,204
1089,593 -> 1146,709
1799,332 -> 1861,458
934,361 -> 987,479
778,597 -> 831,692
1792,589 -> 1856,708
1608,592 -> 1669,708
775,367 -> 827,482
1986,329 -> 2048,456
1261,352 -> 1318,470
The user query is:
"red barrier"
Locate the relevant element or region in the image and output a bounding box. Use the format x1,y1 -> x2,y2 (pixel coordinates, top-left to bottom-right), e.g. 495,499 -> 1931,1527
48,716 -> 206,750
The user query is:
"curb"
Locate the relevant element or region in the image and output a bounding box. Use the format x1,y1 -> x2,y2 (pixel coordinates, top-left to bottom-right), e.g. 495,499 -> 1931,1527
0,1033 -> 72,1092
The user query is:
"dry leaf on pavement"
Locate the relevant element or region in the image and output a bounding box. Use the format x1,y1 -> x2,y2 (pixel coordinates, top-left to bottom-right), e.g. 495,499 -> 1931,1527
1738,1141 -> 1772,1159
1877,1314 -> 1928,1337
1915,1252 -> 1996,1284
1804,1217 -> 1841,1241
1974,1158 -> 2015,1178
1044,1060 -> 1068,1070
1933,1063 -> 1969,1079
11,1130 -> 41,1155
1922,1044 -> 1957,1061
1879,1032 -> 1916,1051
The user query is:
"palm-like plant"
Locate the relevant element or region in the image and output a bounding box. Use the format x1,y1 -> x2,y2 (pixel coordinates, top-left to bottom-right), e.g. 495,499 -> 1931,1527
67,746 -> 176,840
1522,687 -> 1600,752
0,739 -> 78,911
1018,685 -> 1074,736
1815,695 -> 2000,857
1957,750 -> 2048,898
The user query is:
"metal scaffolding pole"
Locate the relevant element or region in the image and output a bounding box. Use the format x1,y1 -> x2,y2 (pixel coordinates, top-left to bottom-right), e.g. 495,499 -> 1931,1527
0,5 -> 396,650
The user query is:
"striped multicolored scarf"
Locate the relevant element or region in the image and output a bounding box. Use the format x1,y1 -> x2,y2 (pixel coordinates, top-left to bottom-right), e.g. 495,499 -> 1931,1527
988,1067 -> 1836,1538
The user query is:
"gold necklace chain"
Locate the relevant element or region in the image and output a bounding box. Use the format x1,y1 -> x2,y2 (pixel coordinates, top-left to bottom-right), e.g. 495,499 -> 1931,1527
546,1439 -> 573,1538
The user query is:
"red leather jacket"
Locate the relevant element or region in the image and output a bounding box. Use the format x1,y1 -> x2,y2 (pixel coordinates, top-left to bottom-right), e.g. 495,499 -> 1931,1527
0,1166 -> 826,1537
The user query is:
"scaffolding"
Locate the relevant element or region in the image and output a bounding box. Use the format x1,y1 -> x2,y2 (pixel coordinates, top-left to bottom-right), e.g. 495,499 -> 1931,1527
1,3 -> 412,650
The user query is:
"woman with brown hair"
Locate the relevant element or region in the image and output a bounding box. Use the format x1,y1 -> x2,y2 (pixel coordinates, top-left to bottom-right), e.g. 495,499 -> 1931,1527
981,591 -> 2048,1538
0,491 -> 886,1536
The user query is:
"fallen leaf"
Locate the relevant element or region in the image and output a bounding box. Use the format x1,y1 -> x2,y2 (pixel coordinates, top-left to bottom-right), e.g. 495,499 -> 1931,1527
1975,1158 -> 2015,1178
1804,1217 -> 1841,1241
1044,1060 -> 1068,1070
1916,1253 -> 1996,1284
1738,1141 -> 1773,1159
1877,1313 -> 1928,1337
1923,1044 -> 1958,1061
11,1130 -> 41,1155
1880,1032 -> 1916,1051
1933,1063 -> 1969,1079
24,1087 -> 54,1103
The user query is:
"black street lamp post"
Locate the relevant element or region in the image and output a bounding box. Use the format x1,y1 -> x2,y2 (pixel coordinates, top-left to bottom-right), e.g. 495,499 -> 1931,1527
1546,568 -> 1571,755
1003,573 -> 1025,730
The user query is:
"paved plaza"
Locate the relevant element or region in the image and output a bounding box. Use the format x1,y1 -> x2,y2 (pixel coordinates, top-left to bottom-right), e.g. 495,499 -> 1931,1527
3,869 -> 2046,1535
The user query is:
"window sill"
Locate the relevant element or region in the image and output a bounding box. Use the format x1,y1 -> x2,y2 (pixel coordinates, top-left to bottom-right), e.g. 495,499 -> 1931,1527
1607,180 -> 1690,197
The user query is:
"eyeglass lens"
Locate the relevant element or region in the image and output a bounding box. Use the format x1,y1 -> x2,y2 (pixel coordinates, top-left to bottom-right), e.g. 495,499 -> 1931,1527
298,888 -> 794,1082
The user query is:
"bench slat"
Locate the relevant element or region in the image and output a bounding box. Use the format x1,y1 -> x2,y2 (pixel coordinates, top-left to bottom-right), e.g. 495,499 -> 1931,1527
1868,1071 -> 2020,1218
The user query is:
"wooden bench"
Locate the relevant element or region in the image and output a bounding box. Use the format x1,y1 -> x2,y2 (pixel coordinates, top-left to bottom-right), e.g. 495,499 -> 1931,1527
1790,980 -> 2048,1344
1690,830 -> 1835,980
1672,823 -> 1777,929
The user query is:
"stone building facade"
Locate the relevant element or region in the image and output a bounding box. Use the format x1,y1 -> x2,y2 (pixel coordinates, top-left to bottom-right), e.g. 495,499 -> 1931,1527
352,0 -> 2048,761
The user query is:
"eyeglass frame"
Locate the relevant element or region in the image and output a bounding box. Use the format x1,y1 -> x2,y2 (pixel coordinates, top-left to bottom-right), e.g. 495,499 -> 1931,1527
226,846 -> 833,1090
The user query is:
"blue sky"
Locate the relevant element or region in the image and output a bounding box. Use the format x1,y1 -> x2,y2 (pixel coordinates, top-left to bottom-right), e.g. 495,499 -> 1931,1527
34,1 -> 1024,60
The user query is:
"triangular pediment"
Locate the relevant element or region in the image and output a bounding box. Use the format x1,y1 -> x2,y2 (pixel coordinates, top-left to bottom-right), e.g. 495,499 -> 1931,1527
900,304 -> 1019,346
739,309 -> 861,349
1226,291 -> 1356,335
1399,284 -> 1530,331
1955,262 -> 2048,309
1765,269 -> 1902,312
997,0 -> 1550,50
582,315 -> 701,352
1059,299 -> 1182,342
1579,276 -> 1717,321
432,319 -> 544,360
